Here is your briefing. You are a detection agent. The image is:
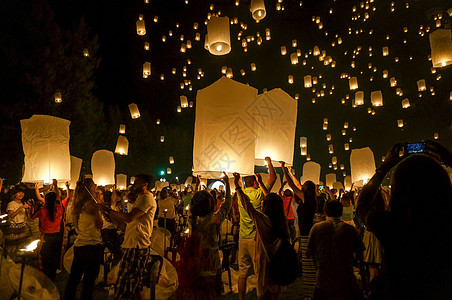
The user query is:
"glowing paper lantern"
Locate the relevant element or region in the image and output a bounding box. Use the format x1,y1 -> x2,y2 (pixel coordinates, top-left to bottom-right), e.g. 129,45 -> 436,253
281,46 -> 287,55
160,136 -> 164,142
143,62 -> 151,76
167,168 -> 172,174
207,16 -> 231,55
119,124 -> 126,134
114,136 -> 129,155
350,147 -> 376,186
288,75 -> 294,84
304,75 -> 312,88
136,15 -> 146,35
21,115 -> 71,183
349,77 -> 358,90
193,77 -> 258,178
390,77 -> 397,87
397,119 -> 404,127
402,98 -> 410,108
169,156 -> 174,164
382,46 -> 389,56
180,96 -> 188,108
83,48 -> 89,57
325,173 -> 336,188
91,150 -> 115,186
429,29 -> 452,67
434,133 -> 439,139
300,137 -> 307,148
116,174 -> 127,190
250,0 -> 266,21
290,53 -> 298,64
69,156 -> 82,189
344,175 -> 352,190
301,161 -> 321,184
313,46 -> 320,56
226,68 -> 233,78
144,42 -> 149,50
128,103 -> 140,119
354,91 -> 364,105
333,182 -> 344,191
329,144 -> 334,154
54,91 -> 62,103
371,91 -> 383,106
417,79 -> 426,91
254,89 -> 298,167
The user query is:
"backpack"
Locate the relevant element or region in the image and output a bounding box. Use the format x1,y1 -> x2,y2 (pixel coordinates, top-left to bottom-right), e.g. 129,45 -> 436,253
268,237 -> 299,286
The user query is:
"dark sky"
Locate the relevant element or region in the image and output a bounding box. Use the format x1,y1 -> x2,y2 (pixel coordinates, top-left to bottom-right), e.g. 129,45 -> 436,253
2,0 -> 452,184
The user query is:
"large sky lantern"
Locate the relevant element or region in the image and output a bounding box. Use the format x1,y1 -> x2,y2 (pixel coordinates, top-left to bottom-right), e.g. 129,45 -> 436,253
21,115 -> 71,183
206,16 -> 231,55
325,173 -> 336,188
301,161 -> 321,184
114,135 -> 129,155
180,95 -> 188,108
136,14 -> 146,36
350,147 -> 376,186
371,90 -> 383,106
349,77 -> 358,90
193,77 -> 258,178
250,0 -> 266,22
91,150 -> 115,186
354,91 -> 364,105
253,89 -> 298,167
344,175 -> 352,191
116,174 -> 127,190
304,75 -> 312,87
128,103 -> 141,119
70,156 -> 82,189
429,29 -> 452,67
142,62 -> 151,77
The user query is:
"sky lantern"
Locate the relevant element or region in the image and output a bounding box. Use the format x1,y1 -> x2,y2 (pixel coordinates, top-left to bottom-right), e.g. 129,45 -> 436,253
354,91 -> 364,105
119,124 -> 126,134
402,98 -> 410,108
325,173 -> 336,188
300,136 -> 307,147
160,135 -> 164,142
313,46 -> 320,56
383,70 -> 389,78
429,29 -> 452,68
54,91 -> 62,103
251,63 -> 256,71
290,53 -> 298,64
288,75 -> 294,84
434,133 -> 439,139
332,156 -> 337,165
253,89 -> 298,166
177,106 -> 182,113
390,77 -> 397,87
250,0 -> 266,22
116,174 -> 127,190
21,115 -> 71,183
344,175 -> 352,190
301,161 -> 321,184
83,48 -> 89,57
69,156 -> 82,189
91,150 -> 115,186
128,103 -> 140,119
329,144 -> 334,154
417,79 -> 426,91
226,67 -> 233,78
169,156 -> 174,164
207,16 -> 231,55
281,46 -> 287,55
143,62 -> 151,76
397,119 -> 404,127
326,134 -> 331,141
144,42 -> 149,50
167,168 -> 172,174
344,122 -> 349,128
156,119 -> 160,125
114,136 -> 129,155
136,14 -> 146,36
304,75 -> 312,87
349,77 -> 358,90
371,90 -> 383,106
350,147 -> 376,186
180,95 -> 188,107
382,46 -> 389,56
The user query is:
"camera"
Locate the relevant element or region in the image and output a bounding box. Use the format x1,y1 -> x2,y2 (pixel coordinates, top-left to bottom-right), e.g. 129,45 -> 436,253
405,142 -> 426,154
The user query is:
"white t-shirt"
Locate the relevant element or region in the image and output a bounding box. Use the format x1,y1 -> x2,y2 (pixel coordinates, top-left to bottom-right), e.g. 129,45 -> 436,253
158,197 -> 178,219
7,201 -> 26,224
122,193 -> 156,249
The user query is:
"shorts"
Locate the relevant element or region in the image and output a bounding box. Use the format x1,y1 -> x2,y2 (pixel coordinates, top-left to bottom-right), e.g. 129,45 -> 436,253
238,238 -> 256,278
115,247 -> 151,299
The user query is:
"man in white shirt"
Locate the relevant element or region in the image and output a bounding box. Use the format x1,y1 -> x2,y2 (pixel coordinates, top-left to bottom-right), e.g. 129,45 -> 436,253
102,174 -> 156,300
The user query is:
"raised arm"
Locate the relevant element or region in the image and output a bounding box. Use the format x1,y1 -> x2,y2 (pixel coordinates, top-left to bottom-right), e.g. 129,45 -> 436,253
35,182 -> 45,203
278,181 -> 287,197
255,174 -> 269,196
233,172 -> 262,221
194,175 -> 201,192
280,161 -> 305,202
266,157 -> 277,190
287,166 -> 302,190
213,172 -> 232,224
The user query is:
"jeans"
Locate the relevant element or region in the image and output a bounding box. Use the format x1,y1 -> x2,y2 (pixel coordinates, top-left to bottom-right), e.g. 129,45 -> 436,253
40,232 -> 63,281
64,244 -> 103,300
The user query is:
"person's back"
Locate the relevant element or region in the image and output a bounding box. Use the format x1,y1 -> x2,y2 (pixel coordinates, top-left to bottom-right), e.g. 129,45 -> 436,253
123,192 -> 156,249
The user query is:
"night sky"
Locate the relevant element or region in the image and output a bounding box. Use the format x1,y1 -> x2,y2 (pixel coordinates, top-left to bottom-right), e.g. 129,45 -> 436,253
1,0 -> 451,185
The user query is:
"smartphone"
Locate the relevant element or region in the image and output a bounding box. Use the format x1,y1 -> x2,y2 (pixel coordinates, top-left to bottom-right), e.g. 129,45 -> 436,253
319,185 -> 324,189
405,142 -> 425,154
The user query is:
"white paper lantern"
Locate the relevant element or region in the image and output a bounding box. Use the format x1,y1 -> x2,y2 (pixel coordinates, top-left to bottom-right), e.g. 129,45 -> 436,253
114,136 -> 129,155
167,168 -> 172,174
281,46 -> 287,55
91,150 -> 115,186
301,161 -> 321,184
304,75 -> 312,88
397,119 -> 404,127
417,79 -> 426,91
402,98 -> 410,108
350,147 -> 376,185
325,173 -> 336,188
160,135 -> 164,142
344,143 -> 350,151
250,0 -> 266,21
119,124 -> 126,134
344,175 -> 352,190
354,91 -> 364,105
207,16 -> 231,55
329,144 -> 334,154
128,103 -> 141,119
169,156 -> 174,164
429,29 -> 452,68
333,181 -> 344,191
290,53 -> 298,64
180,95 -> 188,108
349,77 -> 358,90
300,137 -> 307,148
54,91 -> 62,103
21,115 -> 71,183
116,174 -> 127,190
382,46 -> 389,56
371,90 -> 383,106
136,15 -> 146,36
313,46 -> 320,56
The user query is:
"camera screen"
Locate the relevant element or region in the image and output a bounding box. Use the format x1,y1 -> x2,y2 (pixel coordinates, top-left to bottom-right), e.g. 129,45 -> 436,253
406,142 -> 425,154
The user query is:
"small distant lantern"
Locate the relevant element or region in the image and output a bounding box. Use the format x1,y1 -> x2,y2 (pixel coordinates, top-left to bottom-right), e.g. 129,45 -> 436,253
189,101 -> 193,108
382,46 -> 389,56
290,53 -> 298,64
313,46 -> 320,56
128,103 -> 140,119
250,0 -> 266,21
434,133 -> 439,139
136,15 -> 146,35
169,156 -> 174,164
304,75 -> 312,87
180,96 -> 188,108
54,91 -> 62,103
83,48 -> 89,57
349,77 -> 358,90
397,119 -> 404,127
288,75 -> 294,84
240,69 -> 246,76
429,29 -> 452,68
417,79 -> 426,91
160,135 -> 165,142
144,42 -> 150,50
383,70 -> 389,78
402,98 -> 410,108
207,16 -> 231,55
114,136 -> 129,155
167,168 -> 172,174
226,68 -> 233,78
390,77 -> 397,87
354,91 -> 364,105
344,143 -> 350,151
177,106 -> 182,113
332,156 -> 337,165
119,124 -> 126,134
344,122 -> 349,128
251,63 -> 256,71
371,91 -> 383,106
326,134 -> 331,141
281,46 -> 287,55
143,62 -> 151,76
328,144 -> 334,154
300,137 -> 307,148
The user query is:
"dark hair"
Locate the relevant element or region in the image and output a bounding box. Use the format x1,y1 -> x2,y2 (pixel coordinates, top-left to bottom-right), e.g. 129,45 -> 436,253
134,174 -> 155,190
340,194 -> 352,207
283,189 -> 293,197
303,180 -> 316,206
45,192 -> 57,221
160,188 -> 168,200
324,200 -> 343,217
190,190 -> 215,217
316,195 -> 326,214
103,191 -> 113,206
262,193 -> 289,240
243,176 -> 256,188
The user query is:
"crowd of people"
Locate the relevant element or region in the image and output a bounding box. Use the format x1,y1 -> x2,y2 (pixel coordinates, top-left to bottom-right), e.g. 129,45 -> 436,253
0,139 -> 451,299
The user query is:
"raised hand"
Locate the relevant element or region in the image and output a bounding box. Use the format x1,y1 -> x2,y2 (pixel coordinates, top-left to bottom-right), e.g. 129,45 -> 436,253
279,161 -> 286,168
379,143 -> 405,173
